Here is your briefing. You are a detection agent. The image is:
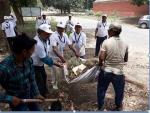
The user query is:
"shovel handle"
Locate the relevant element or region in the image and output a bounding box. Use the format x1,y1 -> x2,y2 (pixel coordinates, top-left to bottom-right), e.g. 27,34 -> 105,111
22,99 -> 58,103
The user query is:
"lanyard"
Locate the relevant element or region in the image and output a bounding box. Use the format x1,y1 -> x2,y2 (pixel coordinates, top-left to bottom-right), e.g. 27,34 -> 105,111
102,22 -> 107,28
38,36 -> 47,54
43,20 -> 46,24
68,20 -> 73,26
74,32 -> 81,43
58,35 -> 66,44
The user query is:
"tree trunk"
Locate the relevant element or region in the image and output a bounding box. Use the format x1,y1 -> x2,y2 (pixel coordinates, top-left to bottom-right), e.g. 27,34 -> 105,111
64,9 -> 66,14
0,0 -> 11,23
61,9 -> 63,14
0,0 -> 11,41
67,6 -> 70,14
11,3 -> 24,25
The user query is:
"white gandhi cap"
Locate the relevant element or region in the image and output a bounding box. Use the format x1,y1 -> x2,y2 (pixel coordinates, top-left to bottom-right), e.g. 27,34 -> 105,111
4,16 -> 8,20
38,24 -> 53,34
102,14 -> 107,17
75,22 -> 82,27
57,21 -> 66,28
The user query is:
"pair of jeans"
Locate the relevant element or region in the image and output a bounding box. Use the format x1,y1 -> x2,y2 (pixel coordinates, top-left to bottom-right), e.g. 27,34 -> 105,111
95,36 -> 107,56
34,66 -> 48,97
97,71 -> 125,109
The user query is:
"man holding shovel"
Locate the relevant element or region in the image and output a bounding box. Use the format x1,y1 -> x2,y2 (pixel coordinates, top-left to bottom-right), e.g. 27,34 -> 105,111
0,33 -> 44,111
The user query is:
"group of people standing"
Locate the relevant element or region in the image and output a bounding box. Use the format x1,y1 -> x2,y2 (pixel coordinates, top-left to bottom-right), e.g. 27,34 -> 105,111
0,13 -> 128,111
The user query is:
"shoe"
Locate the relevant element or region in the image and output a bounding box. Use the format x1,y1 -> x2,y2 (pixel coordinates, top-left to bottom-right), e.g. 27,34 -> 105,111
112,106 -> 123,111
94,55 -> 98,58
52,82 -> 58,90
51,81 -> 55,84
53,84 -> 58,90
98,106 -> 104,111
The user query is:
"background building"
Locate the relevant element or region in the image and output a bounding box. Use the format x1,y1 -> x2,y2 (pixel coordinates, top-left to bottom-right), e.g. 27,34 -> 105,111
93,0 -> 149,17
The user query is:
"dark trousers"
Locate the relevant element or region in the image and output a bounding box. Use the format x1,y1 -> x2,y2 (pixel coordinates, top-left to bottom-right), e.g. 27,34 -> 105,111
6,37 -> 15,51
97,71 -> 125,109
34,66 -> 48,97
95,36 -> 107,56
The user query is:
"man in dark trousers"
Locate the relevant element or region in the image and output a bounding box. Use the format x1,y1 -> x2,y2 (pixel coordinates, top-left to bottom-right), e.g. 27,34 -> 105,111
95,14 -> 109,57
0,33 -> 44,111
97,24 -> 128,111
32,24 -> 63,96
1,16 -> 17,51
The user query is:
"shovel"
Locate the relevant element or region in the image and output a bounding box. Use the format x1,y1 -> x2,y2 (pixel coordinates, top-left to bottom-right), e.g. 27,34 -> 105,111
21,99 -> 58,103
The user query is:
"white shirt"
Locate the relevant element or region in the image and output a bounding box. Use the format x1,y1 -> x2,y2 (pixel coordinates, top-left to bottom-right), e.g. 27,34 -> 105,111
41,19 -> 50,26
101,36 -> 128,74
32,35 -> 50,66
1,21 -> 16,38
35,19 -> 43,29
49,31 -> 71,59
70,32 -> 86,56
10,15 -> 17,27
96,21 -> 109,37
66,20 -> 74,32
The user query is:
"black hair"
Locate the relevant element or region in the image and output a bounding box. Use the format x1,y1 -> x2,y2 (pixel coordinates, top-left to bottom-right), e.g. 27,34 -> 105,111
109,27 -> 122,36
114,28 -> 122,36
12,33 -> 37,54
37,29 -> 44,34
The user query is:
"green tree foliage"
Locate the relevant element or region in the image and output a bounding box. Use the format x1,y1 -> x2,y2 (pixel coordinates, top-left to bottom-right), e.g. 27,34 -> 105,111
46,0 -> 85,13
132,0 -> 149,6
84,0 -> 95,10
9,0 -> 37,7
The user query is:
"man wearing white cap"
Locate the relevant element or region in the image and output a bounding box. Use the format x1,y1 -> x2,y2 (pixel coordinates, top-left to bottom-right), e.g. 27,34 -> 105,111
49,21 -> 79,89
32,24 -> 62,96
41,14 -> 50,26
69,22 -> 86,58
8,15 -> 18,36
1,16 -> 17,51
35,16 -> 43,29
95,14 -> 109,57
10,13 -> 17,27
65,15 -> 74,36
98,24 -> 128,111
